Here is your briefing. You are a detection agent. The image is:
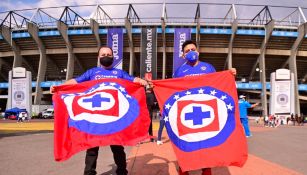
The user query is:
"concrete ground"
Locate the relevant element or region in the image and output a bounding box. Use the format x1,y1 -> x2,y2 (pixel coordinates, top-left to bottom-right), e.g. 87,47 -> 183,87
0,118 -> 306,175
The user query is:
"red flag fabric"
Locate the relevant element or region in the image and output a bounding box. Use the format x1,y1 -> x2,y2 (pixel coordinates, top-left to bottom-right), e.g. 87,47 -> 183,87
152,71 -> 247,172
53,78 -> 150,161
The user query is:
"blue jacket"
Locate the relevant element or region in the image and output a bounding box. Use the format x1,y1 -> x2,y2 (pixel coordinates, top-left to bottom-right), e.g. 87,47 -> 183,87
238,99 -> 252,118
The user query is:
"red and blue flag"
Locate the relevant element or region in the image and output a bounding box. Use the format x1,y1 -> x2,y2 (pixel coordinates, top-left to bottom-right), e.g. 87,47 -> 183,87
153,71 -> 247,171
53,78 -> 150,161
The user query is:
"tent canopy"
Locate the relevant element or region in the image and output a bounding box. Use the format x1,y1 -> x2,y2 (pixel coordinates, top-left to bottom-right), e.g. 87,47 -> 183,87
5,107 -> 27,115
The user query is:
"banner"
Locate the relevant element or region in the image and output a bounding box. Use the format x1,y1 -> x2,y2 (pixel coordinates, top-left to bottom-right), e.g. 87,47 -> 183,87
107,28 -> 123,69
152,71 -> 247,171
140,28 -> 157,80
11,78 -> 27,109
53,79 -> 150,161
269,70 -> 294,115
274,81 -> 291,113
173,28 -> 191,74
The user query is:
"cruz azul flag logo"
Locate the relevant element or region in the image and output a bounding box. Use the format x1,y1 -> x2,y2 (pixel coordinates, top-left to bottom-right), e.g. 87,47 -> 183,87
153,71 -> 247,172
53,78 -> 150,161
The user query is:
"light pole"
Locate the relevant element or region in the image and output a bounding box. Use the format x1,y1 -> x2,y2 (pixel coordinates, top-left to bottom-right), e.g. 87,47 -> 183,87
256,67 -> 264,117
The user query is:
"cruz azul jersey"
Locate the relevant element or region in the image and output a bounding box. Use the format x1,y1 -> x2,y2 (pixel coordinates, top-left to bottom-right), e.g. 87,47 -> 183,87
173,61 -> 216,78
153,71 -> 247,172
53,77 -> 150,161
75,67 -> 134,83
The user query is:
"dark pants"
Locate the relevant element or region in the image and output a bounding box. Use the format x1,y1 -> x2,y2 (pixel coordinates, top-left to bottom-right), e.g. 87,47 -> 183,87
148,108 -> 153,139
84,145 -> 128,175
157,119 -> 165,141
17,117 -> 23,122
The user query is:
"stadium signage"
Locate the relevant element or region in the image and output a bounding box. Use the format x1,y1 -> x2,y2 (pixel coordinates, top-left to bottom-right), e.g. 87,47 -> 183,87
145,29 -> 152,72
173,28 -> 191,74
179,33 -> 186,58
112,34 -> 119,61
107,28 -> 123,69
140,28 -> 157,80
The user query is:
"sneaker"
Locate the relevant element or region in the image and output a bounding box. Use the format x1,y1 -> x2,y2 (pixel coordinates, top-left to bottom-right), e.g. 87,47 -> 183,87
157,140 -> 163,145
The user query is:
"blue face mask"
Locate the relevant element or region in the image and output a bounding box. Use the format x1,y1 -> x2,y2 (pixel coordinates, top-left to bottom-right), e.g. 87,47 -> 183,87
185,50 -> 198,63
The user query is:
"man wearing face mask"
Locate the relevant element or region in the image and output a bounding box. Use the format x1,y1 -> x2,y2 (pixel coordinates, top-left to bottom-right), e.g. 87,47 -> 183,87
173,40 -> 236,175
50,46 -> 148,175
173,40 -> 216,78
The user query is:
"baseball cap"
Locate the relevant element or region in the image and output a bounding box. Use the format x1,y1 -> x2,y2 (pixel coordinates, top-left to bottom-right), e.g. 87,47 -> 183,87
239,95 -> 246,99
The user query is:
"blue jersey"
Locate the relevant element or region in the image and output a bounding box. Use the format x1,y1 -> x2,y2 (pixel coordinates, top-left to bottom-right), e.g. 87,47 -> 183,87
173,61 -> 216,78
75,67 -> 134,83
238,99 -> 252,118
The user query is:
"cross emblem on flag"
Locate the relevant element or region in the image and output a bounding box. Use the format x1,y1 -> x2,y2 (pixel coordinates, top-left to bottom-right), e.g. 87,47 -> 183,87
82,94 -> 110,108
184,106 -> 211,125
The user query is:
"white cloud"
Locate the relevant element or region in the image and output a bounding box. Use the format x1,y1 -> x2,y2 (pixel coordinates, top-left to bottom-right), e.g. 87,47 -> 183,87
1,1 -> 32,13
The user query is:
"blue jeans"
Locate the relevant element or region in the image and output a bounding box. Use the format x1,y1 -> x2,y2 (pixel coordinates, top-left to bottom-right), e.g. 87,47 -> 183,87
240,118 -> 251,136
157,119 -> 165,141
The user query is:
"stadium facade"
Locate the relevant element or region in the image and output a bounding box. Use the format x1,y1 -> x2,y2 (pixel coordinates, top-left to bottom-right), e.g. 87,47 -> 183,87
0,3 -> 307,116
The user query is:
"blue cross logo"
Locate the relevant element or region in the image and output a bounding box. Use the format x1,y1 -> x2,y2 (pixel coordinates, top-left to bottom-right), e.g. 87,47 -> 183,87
185,106 -> 211,125
83,94 -> 110,108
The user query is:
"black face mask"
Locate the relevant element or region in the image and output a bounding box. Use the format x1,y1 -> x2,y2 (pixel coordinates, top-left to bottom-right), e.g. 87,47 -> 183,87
99,56 -> 114,67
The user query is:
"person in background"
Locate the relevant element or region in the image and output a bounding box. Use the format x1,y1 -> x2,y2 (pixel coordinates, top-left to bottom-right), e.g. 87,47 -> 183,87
17,112 -> 23,123
156,111 -> 165,145
264,115 -> 269,127
290,113 -> 295,125
268,114 -> 275,128
295,114 -> 299,126
146,86 -> 155,142
24,111 -> 30,122
238,95 -> 259,137
51,46 -> 149,175
21,112 -> 26,122
300,113 -> 304,126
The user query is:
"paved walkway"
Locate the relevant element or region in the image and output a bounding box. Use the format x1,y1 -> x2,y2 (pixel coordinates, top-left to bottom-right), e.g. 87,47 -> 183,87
127,126 -> 305,175
0,119 -> 306,175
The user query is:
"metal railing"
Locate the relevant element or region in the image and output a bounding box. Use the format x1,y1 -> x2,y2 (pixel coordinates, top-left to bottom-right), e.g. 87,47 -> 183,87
0,3 -> 307,30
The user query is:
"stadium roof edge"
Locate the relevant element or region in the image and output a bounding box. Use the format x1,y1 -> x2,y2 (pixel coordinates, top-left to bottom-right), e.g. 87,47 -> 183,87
1,3 -> 306,14
1,3 -> 307,30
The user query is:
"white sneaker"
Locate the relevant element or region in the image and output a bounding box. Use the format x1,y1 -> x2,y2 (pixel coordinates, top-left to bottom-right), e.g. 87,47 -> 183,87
157,140 -> 163,145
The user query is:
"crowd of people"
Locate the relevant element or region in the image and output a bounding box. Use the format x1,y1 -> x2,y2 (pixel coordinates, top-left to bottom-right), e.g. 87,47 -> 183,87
254,113 -> 305,128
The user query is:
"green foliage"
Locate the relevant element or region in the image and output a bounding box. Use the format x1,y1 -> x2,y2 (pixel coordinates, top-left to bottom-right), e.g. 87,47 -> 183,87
31,112 -> 39,119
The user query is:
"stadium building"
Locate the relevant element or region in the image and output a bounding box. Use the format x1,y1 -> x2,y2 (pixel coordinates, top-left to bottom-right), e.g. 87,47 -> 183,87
0,3 -> 307,117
